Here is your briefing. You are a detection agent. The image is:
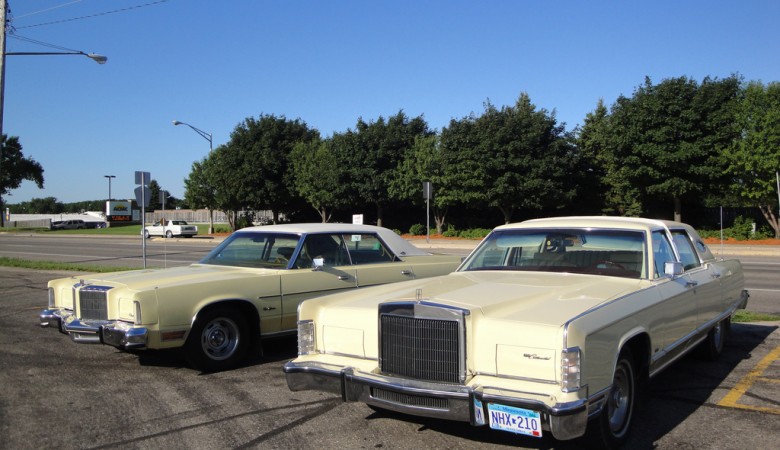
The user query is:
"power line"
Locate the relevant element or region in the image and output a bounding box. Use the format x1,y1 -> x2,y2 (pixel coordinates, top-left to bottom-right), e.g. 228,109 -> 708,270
14,1 -> 86,20
13,0 -> 170,29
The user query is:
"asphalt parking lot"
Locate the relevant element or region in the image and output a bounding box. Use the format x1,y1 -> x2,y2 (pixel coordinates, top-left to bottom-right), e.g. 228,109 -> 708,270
1,266 -> 778,449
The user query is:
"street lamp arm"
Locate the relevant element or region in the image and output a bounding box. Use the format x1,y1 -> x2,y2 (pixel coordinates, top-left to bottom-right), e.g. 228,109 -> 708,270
5,51 -> 107,64
172,120 -> 213,151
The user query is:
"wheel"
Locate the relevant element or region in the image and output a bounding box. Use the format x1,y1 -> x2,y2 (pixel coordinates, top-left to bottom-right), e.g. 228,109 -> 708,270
184,307 -> 249,372
589,348 -> 636,449
165,230 -> 173,238
143,229 -> 150,239
697,317 -> 730,361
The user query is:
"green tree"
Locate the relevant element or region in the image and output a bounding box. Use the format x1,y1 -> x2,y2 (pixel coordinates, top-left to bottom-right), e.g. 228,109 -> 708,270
441,94 -> 577,224
227,114 -> 319,223
389,135 -> 454,233
724,81 -> 780,237
601,76 -> 741,221
331,111 -> 433,227
29,197 -> 64,214
184,158 -> 218,232
202,144 -> 247,230
1,135 -> 44,226
578,99 -> 642,215
148,179 -> 162,211
290,138 -> 346,222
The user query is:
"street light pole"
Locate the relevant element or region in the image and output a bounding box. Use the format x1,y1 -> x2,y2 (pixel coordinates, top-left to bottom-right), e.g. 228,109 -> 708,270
104,175 -> 115,200
0,0 -> 107,227
173,119 -> 214,233
172,120 -> 213,152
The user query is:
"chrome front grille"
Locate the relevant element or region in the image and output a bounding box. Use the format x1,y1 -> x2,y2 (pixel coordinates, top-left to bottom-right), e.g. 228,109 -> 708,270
371,387 -> 448,410
378,302 -> 468,384
74,284 -> 112,321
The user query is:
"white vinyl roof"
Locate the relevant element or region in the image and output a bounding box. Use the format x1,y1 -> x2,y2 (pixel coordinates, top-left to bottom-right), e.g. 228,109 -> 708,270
235,223 -> 430,256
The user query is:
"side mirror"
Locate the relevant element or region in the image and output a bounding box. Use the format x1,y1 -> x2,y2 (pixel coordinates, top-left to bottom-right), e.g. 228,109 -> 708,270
664,261 -> 683,277
312,257 -> 324,271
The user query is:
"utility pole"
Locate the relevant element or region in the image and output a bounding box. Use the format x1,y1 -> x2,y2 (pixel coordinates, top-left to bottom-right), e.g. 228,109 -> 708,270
0,0 -> 8,228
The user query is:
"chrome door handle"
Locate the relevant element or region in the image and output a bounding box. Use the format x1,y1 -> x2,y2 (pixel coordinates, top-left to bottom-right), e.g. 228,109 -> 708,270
338,275 -> 350,280
401,270 -> 412,276
685,280 -> 698,288
711,272 -> 721,279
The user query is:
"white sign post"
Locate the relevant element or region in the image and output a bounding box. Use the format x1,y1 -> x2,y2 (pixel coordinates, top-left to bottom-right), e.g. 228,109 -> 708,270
135,171 -> 151,268
423,182 -> 432,243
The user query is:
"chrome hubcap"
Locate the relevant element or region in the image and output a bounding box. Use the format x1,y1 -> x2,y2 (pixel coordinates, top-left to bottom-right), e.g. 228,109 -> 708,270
608,362 -> 633,435
200,317 -> 239,360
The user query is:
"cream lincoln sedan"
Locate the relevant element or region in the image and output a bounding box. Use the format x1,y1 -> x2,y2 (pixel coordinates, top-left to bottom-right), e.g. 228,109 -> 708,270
40,224 -> 462,372
284,217 -> 748,448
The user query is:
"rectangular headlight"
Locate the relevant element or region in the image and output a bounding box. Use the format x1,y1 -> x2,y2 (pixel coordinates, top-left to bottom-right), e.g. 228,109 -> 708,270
297,320 -> 316,355
561,347 -> 581,392
48,287 -> 55,308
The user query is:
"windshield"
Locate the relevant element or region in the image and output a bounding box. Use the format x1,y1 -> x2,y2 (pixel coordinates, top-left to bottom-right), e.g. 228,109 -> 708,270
199,232 -> 302,269
461,228 -> 646,279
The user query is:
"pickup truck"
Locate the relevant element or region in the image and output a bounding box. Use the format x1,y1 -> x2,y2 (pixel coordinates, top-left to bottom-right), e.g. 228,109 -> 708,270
143,220 -> 198,238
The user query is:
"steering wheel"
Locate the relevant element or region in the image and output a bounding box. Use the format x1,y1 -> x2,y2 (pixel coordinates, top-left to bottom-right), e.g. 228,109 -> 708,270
592,260 -> 625,270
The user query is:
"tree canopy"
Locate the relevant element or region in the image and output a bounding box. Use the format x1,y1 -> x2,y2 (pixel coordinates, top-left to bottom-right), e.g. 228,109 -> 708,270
1,135 -> 44,226
724,81 -> 780,237
584,76 -> 741,222
440,94 -> 577,223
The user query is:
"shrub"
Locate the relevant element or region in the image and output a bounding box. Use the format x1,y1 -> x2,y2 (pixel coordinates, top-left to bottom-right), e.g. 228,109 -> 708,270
729,216 -> 754,241
459,228 -> 492,239
442,224 -> 459,238
408,224 -> 426,236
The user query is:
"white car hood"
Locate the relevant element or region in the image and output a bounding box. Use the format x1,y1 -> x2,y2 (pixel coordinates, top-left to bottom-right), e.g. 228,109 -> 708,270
307,270 -> 649,327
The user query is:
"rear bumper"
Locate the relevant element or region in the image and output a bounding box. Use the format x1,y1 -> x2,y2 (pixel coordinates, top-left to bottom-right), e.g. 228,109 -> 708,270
40,308 -> 148,350
283,360 -> 588,441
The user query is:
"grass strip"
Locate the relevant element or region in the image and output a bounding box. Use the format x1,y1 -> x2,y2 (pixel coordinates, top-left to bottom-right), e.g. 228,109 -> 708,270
733,309 -> 780,323
0,257 -> 140,273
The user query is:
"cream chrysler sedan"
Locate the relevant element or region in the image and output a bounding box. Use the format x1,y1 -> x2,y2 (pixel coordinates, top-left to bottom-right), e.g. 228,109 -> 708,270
40,224 -> 462,372
284,217 -> 748,448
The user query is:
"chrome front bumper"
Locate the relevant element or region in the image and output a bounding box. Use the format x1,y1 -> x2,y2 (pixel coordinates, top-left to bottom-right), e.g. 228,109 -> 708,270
283,360 -> 588,441
40,308 -> 148,350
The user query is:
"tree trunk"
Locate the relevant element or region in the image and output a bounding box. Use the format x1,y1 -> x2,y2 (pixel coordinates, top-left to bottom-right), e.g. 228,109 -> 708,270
758,204 -> 780,238
317,206 -> 331,223
499,205 -> 514,225
433,205 -> 448,235
376,203 -> 383,228
673,197 -> 682,222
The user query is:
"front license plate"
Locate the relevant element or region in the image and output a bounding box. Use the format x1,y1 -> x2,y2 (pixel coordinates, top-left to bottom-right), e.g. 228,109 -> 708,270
487,403 -> 542,437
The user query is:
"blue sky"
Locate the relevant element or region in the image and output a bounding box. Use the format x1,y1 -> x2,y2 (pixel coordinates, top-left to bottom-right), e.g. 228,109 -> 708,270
4,0 -> 779,204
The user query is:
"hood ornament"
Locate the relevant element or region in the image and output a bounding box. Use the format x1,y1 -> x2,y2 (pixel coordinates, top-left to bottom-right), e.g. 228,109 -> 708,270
416,288 -> 423,302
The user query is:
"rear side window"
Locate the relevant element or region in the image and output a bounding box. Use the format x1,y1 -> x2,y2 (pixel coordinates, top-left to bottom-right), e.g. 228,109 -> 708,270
671,230 -> 701,271
342,234 -> 397,264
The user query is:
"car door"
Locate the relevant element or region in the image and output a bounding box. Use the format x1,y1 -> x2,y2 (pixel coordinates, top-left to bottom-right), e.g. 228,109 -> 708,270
649,230 -> 698,351
670,229 -> 721,328
279,233 -> 357,331
343,233 -> 415,287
